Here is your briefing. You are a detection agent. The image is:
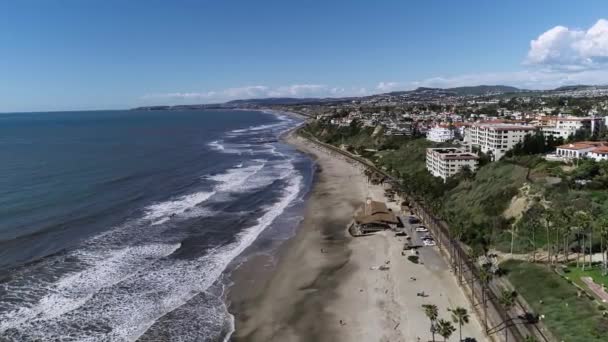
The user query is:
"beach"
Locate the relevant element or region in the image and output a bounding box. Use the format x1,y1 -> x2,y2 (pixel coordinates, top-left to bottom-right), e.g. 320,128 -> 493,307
228,131 -> 488,342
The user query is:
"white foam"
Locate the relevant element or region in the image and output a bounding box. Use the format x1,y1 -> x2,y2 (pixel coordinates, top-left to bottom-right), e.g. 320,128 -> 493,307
207,162 -> 265,192
124,171 -> 304,341
0,242 -> 182,332
230,122 -> 284,134
143,191 -> 216,224
207,140 -> 254,154
208,140 -> 224,151
0,169 -> 303,341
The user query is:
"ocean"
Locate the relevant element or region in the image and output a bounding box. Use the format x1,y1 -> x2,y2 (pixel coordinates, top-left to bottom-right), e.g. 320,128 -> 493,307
0,109 -> 314,341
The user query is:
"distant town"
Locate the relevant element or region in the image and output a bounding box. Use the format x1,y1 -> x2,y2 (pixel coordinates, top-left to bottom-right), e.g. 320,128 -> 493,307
137,84 -> 608,182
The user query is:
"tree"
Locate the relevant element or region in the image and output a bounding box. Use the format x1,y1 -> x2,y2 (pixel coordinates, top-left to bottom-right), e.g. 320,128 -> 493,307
437,319 -> 456,341
479,262 -> 494,332
449,307 -> 470,342
597,214 -> 608,275
422,304 -> 439,342
498,288 -> 517,342
573,211 -> 592,269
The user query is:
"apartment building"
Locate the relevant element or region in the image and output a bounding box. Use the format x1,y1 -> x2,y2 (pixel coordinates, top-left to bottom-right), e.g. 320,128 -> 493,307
465,123 -> 536,160
539,115 -> 603,140
426,148 -> 478,182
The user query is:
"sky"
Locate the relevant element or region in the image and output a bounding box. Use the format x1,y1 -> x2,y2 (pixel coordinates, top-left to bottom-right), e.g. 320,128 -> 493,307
1,0 -> 608,112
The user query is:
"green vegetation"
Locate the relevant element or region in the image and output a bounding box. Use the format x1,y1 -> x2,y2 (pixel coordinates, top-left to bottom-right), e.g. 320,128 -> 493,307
422,304 -> 439,342
449,307 -> 470,342
565,265 -> 608,290
302,121 -> 608,260
502,260 -> 608,342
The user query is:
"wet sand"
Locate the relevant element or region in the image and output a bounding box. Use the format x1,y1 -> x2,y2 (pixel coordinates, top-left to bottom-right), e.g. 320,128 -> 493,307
227,131 -> 487,342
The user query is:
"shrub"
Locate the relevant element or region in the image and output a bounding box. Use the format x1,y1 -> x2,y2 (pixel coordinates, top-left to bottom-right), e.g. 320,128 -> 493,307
407,255 -> 419,264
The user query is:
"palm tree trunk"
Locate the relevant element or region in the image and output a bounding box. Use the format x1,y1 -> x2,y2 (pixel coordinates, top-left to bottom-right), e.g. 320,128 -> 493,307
546,223 -> 551,265
582,234 -> 586,271
459,322 -> 462,342
510,224 -> 516,256
564,234 -> 569,262
555,228 -> 560,264
532,224 -> 536,262
577,235 -> 581,268
482,287 -> 488,333
602,236 -> 606,275
589,229 -> 594,268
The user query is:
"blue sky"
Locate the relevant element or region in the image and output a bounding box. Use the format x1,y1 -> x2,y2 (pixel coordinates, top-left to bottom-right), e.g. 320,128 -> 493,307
1,0 -> 608,112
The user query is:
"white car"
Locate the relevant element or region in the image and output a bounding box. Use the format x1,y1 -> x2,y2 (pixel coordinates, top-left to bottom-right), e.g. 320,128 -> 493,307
423,239 -> 436,246
415,226 -> 428,232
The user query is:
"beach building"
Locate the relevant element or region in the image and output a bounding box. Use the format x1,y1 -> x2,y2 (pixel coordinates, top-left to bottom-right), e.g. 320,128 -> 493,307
350,198 -> 398,235
466,122 -> 536,160
426,148 -> 478,182
426,125 -> 454,142
553,141 -> 608,161
588,146 -> 608,162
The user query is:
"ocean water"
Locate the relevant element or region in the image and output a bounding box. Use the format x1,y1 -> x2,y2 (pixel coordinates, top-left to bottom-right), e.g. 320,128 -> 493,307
0,109 -> 313,341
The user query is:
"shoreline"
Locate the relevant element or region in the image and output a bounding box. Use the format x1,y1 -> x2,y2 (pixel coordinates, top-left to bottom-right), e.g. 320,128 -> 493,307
227,129 -> 361,341
226,129 -> 488,341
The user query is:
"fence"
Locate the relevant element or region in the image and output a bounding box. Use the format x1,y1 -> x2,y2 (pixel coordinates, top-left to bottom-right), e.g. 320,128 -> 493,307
297,129 -> 552,342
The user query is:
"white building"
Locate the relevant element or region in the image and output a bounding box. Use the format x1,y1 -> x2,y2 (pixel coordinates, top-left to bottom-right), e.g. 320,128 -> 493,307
588,146 -> 608,162
466,123 -> 536,160
540,116 -> 603,140
555,141 -> 608,161
426,148 -> 478,182
426,125 -> 454,142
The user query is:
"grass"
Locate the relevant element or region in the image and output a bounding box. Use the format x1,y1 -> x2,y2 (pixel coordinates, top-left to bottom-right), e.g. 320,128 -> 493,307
502,260 -> 608,341
565,265 -> 608,291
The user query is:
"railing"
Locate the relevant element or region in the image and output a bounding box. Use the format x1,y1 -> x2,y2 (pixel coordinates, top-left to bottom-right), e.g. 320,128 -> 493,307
296,128 -> 552,342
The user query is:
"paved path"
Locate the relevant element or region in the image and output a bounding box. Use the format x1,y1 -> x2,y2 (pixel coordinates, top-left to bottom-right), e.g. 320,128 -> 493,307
582,277 -> 608,303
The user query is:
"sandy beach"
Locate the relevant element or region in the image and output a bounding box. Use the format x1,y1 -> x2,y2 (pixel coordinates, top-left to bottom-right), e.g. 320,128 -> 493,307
228,131 -> 488,342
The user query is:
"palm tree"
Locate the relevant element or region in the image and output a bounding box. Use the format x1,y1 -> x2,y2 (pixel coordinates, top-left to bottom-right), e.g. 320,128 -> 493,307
422,304 -> 439,342
436,319 -> 456,341
598,214 -> 608,275
479,263 -> 493,332
449,307 -> 470,342
574,211 -> 591,270
498,288 -> 517,342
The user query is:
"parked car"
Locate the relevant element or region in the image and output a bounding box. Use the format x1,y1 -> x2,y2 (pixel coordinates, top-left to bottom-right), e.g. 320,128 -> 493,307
423,239 -> 436,246
415,226 -> 428,232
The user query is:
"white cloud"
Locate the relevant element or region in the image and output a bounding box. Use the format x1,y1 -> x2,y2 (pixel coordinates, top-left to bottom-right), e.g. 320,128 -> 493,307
526,19 -> 608,70
376,81 -> 401,92
409,69 -> 608,90
141,84 -> 370,104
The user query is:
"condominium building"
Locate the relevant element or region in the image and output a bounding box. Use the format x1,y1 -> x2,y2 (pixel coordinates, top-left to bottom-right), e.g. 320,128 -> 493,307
426,125 -> 454,142
426,148 -> 478,182
539,115 -> 603,140
465,123 -> 536,160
